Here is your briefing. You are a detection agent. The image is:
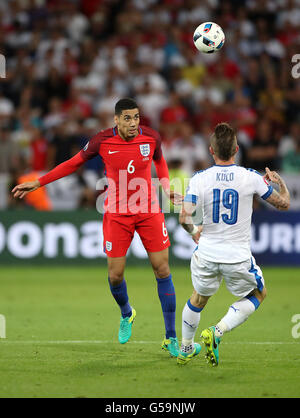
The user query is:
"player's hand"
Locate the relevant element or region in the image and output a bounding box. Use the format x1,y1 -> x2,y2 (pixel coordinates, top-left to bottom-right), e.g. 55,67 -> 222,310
192,226 -> 203,244
12,180 -> 40,199
166,190 -> 184,206
264,167 -> 281,185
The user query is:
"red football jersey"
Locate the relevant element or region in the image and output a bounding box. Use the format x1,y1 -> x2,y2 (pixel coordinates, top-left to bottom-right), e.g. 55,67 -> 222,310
80,125 -> 163,214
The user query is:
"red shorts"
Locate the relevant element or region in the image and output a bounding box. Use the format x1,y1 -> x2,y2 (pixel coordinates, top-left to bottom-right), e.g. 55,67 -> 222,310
103,212 -> 170,257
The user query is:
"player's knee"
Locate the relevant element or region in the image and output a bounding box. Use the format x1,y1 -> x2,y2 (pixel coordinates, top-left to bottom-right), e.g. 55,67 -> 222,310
190,290 -> 209,309
259,287 -> 267,303
154,263 -> 170,279
108,272 -> 124,286
251,287 -> 267,304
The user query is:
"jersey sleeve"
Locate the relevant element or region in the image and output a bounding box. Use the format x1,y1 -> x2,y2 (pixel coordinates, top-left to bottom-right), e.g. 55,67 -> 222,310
249,169 -> 273,200
80,135 -> 101,161
153,155 -> 170,191
81,127 -> 114,161
153,136 -> 162,161
184,173 -> 202,205
38,152 -> 85,187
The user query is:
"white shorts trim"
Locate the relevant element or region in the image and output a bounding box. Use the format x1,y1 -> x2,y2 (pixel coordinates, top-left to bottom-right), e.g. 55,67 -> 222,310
190,253 -> 265,298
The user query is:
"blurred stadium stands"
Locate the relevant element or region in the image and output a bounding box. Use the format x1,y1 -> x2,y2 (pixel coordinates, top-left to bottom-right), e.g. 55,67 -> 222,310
0,0 -> 299,211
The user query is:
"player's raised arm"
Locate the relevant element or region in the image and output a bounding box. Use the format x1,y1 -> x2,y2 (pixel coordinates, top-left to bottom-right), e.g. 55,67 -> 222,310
12,133 -> 102,200
12,152 -> 85,199
264,167 -> 290,211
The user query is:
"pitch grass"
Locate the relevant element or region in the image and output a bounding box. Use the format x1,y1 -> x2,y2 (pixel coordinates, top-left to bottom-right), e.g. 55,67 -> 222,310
0,266 -> 299,398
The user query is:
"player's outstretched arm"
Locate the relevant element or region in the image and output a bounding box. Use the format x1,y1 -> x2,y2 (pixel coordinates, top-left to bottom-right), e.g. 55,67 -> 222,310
12,153 -> 85,199
12,180 -> 40,199
264,167 -> 290,211
179,201 -> 202,244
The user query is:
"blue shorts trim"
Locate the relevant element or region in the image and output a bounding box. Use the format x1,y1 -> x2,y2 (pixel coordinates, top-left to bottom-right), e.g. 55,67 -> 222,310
249,257 -> 264,292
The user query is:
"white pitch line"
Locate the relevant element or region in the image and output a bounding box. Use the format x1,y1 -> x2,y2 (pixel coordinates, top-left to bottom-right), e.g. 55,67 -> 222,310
0,340 -> 299,345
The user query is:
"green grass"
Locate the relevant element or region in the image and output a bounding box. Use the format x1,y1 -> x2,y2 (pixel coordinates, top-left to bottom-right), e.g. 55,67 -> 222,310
0,266 -> 299,398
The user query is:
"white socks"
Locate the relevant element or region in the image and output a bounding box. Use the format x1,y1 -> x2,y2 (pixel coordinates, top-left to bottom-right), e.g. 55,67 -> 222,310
181,300 -> 202,352
181,296 -> 260,346
215,297 -> 258,338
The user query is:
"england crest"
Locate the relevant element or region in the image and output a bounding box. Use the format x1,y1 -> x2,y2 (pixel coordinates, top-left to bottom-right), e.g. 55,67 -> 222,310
139,144 -> 150,157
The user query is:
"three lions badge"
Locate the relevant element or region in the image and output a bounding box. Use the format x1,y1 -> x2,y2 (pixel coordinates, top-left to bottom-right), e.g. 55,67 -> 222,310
139,144 -> 150,157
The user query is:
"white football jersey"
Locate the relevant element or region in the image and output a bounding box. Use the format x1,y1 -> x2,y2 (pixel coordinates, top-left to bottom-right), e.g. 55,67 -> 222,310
185,164 -> 273,263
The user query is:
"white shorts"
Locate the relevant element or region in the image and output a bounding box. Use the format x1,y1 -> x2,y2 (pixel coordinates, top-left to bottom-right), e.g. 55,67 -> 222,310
190,253 -> 265,298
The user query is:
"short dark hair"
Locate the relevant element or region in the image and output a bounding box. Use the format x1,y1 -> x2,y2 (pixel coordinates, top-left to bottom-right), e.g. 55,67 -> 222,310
115,98 -> 138,116
210,122 -> 237,160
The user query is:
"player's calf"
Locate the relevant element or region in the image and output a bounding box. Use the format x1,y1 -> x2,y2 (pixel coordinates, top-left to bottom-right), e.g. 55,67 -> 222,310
213,288 -> 266,339
180,294 -> 209,359
156,275 -> 177,341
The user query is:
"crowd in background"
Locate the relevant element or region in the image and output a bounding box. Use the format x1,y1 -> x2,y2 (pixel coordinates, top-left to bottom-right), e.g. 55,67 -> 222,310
0,0 -> 299,210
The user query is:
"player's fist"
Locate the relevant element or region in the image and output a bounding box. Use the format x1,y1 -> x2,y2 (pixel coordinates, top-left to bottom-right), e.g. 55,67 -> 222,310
264,167 -> 281,185
192,226 -> 203,244
12,180 -> 40,199
166,190 -> 184,206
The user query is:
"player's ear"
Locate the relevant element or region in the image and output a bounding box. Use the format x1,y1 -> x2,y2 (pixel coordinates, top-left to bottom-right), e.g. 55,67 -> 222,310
209,146 -> 214,156
114,115 -> 119,125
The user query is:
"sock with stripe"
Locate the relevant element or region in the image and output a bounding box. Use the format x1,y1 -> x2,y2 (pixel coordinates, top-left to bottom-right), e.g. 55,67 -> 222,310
215,295 -> 260,338
181,299 -> 203,353
108,278 -> 132,318
156,275 -> 176,339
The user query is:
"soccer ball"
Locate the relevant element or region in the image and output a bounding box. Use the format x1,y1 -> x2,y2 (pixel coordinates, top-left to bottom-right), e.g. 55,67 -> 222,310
193,22 -> 225,53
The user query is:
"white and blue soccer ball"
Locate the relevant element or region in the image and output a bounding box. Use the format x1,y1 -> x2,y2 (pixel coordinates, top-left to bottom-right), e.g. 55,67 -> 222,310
193,22 -> 225,53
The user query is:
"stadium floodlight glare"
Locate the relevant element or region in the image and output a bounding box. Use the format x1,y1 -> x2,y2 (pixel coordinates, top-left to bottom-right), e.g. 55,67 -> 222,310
0,315 -> 6,339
